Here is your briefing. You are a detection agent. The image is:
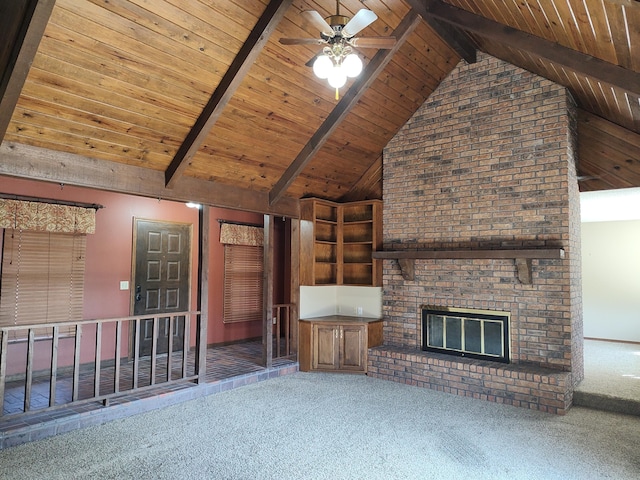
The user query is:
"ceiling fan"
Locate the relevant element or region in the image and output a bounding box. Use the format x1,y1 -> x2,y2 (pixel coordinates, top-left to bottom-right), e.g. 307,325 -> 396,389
279,2 -> 396,96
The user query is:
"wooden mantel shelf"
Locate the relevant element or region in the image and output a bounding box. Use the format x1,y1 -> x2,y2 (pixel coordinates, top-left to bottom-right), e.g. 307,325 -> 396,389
372,249 -> 565,284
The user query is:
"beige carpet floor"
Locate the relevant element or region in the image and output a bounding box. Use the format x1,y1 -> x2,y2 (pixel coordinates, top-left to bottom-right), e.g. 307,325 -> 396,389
0,371 -> 639,480
573,339 -> 640,415
576,339 -> 640,399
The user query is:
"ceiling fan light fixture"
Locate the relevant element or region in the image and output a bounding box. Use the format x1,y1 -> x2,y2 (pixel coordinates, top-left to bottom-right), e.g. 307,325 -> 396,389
343,53 -> 363,78
313,54 -> 333,79
328,65 -> 347,89
283,4 -> 388,97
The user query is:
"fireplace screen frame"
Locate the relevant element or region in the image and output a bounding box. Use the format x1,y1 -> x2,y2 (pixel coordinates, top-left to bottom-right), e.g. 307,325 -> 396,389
421,306 -> 511,363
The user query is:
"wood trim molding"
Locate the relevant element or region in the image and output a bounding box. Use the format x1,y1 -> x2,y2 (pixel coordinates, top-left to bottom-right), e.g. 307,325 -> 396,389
0,142 -> 299,218
373,248 -> 566,284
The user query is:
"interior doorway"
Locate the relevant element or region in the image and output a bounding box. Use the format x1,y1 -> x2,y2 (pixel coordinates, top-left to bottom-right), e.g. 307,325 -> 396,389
131,218 -> 192,356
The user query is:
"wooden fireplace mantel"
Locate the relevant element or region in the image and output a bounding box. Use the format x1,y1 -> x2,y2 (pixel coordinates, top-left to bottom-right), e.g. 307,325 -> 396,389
371,249 -> 566,284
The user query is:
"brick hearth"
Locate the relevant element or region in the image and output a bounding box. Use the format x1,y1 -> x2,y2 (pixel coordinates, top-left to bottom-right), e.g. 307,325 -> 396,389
368,53 -> 583,414
368,347 -> 572,414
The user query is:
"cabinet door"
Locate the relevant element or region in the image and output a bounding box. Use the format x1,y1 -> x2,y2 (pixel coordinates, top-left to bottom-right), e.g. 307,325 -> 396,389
340,325 -> 366,371
312,324 -> 339,370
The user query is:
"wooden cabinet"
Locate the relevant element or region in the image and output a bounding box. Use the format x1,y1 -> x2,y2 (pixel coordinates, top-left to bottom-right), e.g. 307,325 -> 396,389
299,316 -> 383,373
300,198 -> 382,286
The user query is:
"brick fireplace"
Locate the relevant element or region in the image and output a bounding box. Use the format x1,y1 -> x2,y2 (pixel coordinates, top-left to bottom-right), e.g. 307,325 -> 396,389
367,53 -> 583,414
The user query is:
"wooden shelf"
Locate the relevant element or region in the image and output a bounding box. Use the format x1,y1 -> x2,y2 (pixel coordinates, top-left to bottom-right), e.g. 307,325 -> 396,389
300,198 -> 382,286
372,249 -> 566,284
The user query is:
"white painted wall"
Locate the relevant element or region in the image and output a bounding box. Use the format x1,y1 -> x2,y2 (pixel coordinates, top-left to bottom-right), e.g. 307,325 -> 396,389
581,220 -> 640,342
299,286 -> 382,319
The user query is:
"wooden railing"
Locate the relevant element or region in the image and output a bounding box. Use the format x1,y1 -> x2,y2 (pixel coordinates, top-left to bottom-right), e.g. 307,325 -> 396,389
0,311 -> 200,418
272,304 -> 294,358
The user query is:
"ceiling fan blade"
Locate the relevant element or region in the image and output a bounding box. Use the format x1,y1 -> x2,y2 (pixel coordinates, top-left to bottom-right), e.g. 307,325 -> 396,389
305,53 -> 320,67
279,37 -> 327,46
301,10 -> 334,37
342,9 -> 377,38
349,36 -> 397,49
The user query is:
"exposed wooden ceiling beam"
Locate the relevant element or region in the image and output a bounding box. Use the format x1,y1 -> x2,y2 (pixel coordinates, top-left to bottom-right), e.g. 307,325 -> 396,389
268,10 -> 422,205
404,0 -> 476,64
420,0 -> 640,95
0,142 -> 299,218
0,0 -> 55,142
164,0 -> 292,188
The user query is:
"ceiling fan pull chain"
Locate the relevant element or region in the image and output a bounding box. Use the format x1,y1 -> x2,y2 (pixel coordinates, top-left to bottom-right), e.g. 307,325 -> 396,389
335,87 -> 339,100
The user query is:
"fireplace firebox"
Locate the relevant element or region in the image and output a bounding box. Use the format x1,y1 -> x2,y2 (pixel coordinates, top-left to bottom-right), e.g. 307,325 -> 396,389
421,306 -> 510,363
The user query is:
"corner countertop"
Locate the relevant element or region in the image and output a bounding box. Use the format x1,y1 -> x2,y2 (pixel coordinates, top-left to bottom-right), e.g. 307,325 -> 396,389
300,315 -> 383,324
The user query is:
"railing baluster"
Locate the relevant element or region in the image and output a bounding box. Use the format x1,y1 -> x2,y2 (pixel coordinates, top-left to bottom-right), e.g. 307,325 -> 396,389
150,317 -> 158,385
72,324 -> 82,401
275,308 -> 281,357
0,329 -> 8,416
284,305 -> 291,356
50,326 -> 59,407
133,319 -> 140,389
182,314 -> 190,378
94,322 -> 102,397
167,315 -> 174,382
272,304 -> 294,358
114,320 -> 122,394
24,329 -> 35,412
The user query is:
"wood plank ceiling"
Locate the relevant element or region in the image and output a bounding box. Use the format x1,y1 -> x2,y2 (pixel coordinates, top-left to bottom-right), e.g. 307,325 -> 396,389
1,0 -> 639,217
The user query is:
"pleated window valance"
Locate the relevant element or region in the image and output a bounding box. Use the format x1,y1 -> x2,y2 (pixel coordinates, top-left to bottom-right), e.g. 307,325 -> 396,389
219,223 -> 263,246
0,199 -> 96,234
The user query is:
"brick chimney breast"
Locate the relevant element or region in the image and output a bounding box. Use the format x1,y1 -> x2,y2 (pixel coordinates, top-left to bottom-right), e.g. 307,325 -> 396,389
370,53 -> 583,414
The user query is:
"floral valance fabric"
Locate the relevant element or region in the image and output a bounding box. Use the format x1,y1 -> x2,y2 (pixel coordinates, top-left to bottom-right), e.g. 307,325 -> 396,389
219,223 -> 263,246
0,199 -> 96,234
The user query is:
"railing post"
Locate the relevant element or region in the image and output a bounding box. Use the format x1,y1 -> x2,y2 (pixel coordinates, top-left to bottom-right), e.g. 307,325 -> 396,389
263,215 -> 274,368
196,205 -> 210,383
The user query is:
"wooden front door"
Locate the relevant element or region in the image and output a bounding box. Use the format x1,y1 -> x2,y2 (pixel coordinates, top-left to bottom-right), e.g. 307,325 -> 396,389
132,219 -> 191,356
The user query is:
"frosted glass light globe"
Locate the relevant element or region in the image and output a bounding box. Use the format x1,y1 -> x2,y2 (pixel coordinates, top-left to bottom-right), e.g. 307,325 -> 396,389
343,54 -> 363,78
313,55 -> 333,79
328,65 -> 347,88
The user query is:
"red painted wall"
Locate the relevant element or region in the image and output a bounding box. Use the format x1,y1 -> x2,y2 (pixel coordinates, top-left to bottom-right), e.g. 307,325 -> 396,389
0,176 -> 267,374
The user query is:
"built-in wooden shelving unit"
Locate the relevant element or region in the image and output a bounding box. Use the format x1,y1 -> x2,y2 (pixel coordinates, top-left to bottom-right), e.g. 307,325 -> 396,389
300,198 -> 382,286
372,249 -> 566,284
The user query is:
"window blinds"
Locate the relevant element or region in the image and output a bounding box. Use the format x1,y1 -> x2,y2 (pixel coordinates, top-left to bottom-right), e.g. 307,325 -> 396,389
0,229 -> 85,337
223,244 -> 263,324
